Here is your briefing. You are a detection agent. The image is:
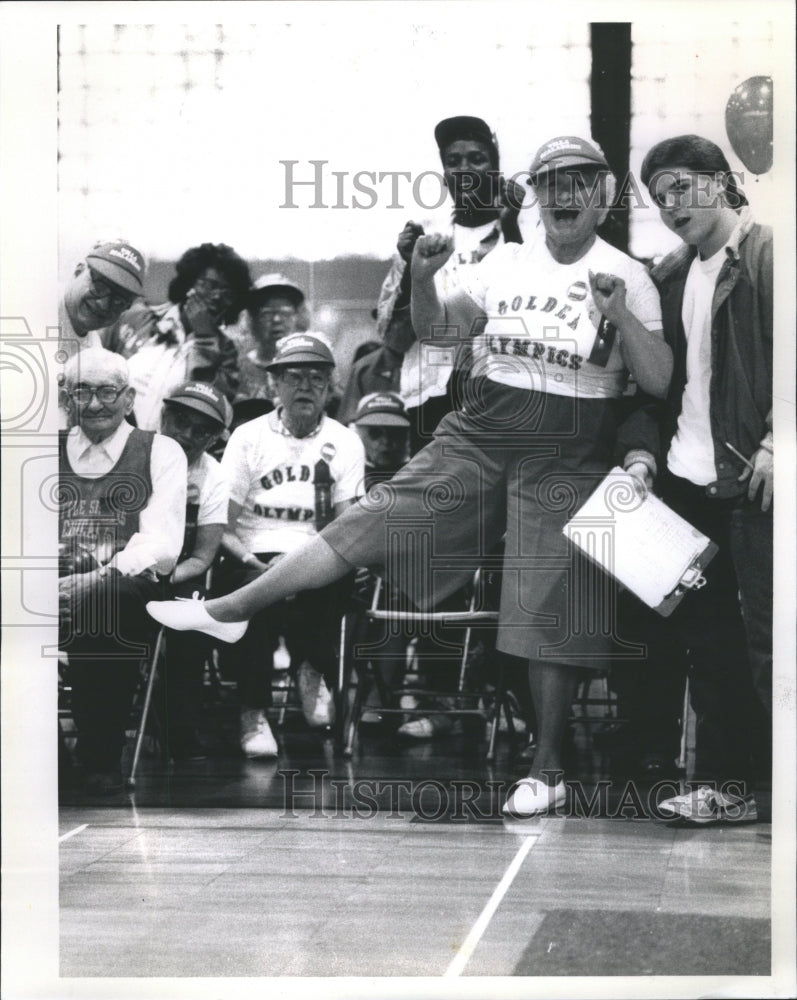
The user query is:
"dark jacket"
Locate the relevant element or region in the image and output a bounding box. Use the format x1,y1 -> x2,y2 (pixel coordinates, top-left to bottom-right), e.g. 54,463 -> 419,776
336,345 -> 403,426
650,207 -> 772,498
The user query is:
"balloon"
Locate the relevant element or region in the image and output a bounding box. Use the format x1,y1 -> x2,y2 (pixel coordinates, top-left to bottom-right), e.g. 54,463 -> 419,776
725,76 -> 773,174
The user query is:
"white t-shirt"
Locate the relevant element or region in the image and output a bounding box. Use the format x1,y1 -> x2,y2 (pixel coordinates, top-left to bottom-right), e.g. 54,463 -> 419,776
464,237 -> 663,399
400,219 -> 504,409
221,410 -> 365,554
188,451 -> 228,527
667,243 -> 728,484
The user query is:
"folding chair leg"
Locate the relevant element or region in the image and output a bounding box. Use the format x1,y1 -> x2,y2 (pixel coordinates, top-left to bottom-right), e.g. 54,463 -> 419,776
126,627 -> 164,789
343,661 -> 369,758
501,685 -> 521,756
485,661 -> 506,763
676,676 -> 690,773
335,613 -> 357,754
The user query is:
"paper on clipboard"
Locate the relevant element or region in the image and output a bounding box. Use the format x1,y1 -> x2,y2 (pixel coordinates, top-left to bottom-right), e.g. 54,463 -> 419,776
563,467 -> 717,613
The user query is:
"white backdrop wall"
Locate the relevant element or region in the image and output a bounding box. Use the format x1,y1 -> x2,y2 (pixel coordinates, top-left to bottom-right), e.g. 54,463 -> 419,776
58,13 -> 777,273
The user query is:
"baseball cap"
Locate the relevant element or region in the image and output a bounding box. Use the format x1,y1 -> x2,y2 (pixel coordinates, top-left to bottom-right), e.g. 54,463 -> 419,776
164,381 -> 232,429
248,273 -> 305,310
86,240 -> 146,296
528,136 -> 610,184
353,392 -> 410,428
434,116 -> 498,159
265,332 -> 335,370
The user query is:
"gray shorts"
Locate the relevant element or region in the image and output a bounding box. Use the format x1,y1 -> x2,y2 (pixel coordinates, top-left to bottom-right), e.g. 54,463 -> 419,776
323,379 -> 626,666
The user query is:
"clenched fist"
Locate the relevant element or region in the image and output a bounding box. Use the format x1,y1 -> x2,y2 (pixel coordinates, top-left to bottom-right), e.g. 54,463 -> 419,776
410,233 -> 455,283
396,221 -> 425,263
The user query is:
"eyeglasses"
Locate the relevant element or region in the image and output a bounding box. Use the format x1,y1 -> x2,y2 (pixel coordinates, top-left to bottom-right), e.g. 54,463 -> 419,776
277,368 -> 330,390
87,269 -> 136,310
69,384 -> 128,405
162,407 -> 221,440
193,276 -> 235,306
257,306 -> 297,318
363,426 -> 406,441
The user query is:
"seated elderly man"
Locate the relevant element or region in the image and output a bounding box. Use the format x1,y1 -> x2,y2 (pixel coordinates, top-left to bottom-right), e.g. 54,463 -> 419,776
59,348 -> 186,793
217,333 -> 365,756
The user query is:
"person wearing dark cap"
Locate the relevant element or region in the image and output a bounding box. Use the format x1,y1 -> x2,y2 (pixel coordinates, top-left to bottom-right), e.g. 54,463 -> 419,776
638,135 -> 772,825
235,273 -> 308,404
104,242 -> 250,430
158,382 -> 232,760
58,239 -> 147,428
214,333 -> 365,755
376,115 -> 527,456
60,239 -> 146,355
352,391 -> 411,490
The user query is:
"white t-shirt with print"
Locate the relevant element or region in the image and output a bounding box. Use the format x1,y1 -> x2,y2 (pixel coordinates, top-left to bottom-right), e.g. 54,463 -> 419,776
464,236 -> 662,399
221,410 -> 365,555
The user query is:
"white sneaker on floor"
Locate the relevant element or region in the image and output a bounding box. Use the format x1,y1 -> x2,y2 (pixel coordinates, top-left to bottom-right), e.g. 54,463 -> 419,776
397,716 -> 455,739
240,708 -> 278,758
147,598 -> 248,643
297,662 -> 336,728
657,785 -> 758,824
502,777 -> 567,818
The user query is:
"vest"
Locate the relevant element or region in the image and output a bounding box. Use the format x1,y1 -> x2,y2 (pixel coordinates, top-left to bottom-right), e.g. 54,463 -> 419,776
59,428 -> 154,573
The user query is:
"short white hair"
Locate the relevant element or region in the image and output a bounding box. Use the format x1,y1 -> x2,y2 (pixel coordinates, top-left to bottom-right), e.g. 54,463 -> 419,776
63,347 -> 130,390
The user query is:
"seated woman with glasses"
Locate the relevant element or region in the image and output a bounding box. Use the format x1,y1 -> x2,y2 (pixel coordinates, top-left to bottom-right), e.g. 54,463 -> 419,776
103,242 -> 251,431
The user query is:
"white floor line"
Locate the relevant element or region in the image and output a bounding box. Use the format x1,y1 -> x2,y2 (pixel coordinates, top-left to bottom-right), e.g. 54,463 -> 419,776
444,833 -> 539,977
59,824 -> 88,843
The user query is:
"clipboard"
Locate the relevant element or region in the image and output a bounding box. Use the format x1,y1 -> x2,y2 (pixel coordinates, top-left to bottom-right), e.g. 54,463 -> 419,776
562,468 -> 719,617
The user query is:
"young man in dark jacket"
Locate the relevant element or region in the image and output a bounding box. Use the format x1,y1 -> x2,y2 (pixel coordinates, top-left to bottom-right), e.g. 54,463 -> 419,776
641,135 -> 773,825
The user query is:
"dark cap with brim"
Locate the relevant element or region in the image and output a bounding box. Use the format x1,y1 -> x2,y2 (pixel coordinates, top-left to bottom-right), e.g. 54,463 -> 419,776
164,381 -> 232,428
527,136 -> 610,185
434,116 -> 497,156
353,392 -> 410,427
248,273 -> 305,310
265,333 -> 335,370
86,241 -> 146,296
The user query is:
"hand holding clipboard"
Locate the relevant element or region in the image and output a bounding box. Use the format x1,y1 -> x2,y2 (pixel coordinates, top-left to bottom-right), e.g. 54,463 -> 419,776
563,468 -> 718,617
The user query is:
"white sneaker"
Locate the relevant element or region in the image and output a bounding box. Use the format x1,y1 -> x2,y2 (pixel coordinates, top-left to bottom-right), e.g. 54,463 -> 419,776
147,598 -> 248,643
397,715 -> 456,739
240,708 -> 278,758
297,662 -> 336,728
657,785 -> 758,824
502,777 -> 567,818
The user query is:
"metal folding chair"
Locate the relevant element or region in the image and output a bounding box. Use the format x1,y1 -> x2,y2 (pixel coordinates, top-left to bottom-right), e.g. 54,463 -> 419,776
338,569 -> 520,761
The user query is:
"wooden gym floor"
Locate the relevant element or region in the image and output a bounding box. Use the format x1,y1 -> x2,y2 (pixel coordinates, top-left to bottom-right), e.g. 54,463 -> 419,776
58,722 -> 776,986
